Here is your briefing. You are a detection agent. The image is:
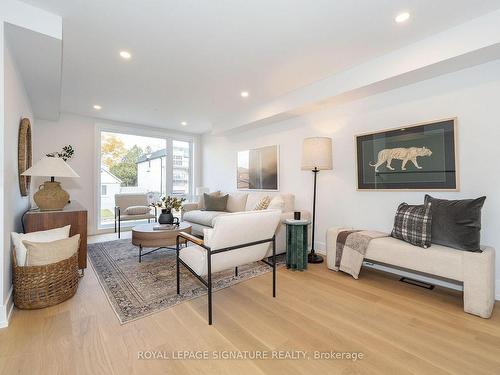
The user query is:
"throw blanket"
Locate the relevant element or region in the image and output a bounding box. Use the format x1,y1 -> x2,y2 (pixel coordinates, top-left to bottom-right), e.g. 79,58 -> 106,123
334,230 -> 388,279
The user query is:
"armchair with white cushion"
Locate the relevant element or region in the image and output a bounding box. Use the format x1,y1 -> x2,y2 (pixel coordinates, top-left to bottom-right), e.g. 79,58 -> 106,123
114,193 -> 157,237
176,210 -> 282,325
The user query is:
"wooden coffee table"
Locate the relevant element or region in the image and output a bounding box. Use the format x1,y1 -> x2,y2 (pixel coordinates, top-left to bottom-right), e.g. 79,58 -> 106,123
132,222 -> 192,262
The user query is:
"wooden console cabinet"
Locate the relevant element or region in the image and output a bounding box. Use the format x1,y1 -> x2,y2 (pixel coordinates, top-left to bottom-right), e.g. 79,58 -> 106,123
23,202 -> 88,270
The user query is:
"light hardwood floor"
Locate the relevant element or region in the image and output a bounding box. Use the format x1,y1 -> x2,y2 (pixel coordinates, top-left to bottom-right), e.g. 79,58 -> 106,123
1,232 -> 499,374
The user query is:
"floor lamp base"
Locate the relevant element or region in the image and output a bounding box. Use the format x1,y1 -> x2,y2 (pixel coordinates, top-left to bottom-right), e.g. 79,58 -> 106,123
308,252 -> 324,264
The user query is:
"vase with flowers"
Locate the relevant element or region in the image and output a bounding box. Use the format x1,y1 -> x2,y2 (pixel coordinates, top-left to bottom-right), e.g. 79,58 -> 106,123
155,195 -> 185,225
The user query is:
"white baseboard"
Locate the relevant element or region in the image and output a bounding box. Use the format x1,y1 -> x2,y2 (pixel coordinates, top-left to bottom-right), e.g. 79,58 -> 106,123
314,241 -> 326,255
0,287 -> 14,329
314,241 -> 500,301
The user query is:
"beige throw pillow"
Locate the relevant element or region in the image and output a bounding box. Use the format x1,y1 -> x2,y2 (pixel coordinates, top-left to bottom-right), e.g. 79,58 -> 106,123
254,196 -> 271,210
198,191 -> 220,210
226,193 -> 249,212
268,196 -> 285,211
124,205 -> 150,215
11,225 -> 71,266
24,234 -> 80,266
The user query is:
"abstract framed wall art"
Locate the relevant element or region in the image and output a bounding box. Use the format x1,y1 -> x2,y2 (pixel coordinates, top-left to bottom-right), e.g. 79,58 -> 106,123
356,118 -> 458,191
237,145 -> 279,191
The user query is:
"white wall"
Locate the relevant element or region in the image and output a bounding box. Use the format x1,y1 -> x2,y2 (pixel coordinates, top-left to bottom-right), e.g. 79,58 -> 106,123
34,113 -> 202,235
1,41 -> 34,325
202,59 -> 500,295
0,19 -> 6,328
0,0 -> 61,329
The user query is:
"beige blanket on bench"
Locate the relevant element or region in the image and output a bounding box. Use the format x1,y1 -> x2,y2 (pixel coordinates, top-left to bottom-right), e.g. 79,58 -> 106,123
334,230 -> 388,279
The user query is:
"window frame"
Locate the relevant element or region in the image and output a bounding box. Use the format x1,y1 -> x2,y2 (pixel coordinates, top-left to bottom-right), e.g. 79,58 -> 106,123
95,122 -> 196,232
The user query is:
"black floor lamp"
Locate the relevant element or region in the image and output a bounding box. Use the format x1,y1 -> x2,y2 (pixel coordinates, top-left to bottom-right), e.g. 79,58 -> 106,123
302,137 -> 333,264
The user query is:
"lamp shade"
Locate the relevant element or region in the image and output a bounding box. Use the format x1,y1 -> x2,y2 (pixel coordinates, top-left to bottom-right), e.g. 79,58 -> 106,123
196,186 -> 209,196
301,137 -> 333,170
21,156 -> 80,178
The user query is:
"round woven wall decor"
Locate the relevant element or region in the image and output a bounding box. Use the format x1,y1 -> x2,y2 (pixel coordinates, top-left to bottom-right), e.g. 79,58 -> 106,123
18,118 -> 32,197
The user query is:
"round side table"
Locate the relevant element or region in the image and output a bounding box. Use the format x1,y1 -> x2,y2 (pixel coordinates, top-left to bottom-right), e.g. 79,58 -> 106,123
284,219 -> 310,271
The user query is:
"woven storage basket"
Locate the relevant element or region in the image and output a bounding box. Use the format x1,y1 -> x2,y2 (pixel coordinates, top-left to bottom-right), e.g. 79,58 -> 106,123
12,248 -> 80,309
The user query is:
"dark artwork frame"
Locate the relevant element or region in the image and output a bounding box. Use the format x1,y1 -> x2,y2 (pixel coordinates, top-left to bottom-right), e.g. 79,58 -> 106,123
356,118 -> 458,191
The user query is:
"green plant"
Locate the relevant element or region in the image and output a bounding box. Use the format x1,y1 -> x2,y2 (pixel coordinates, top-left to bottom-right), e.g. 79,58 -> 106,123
155,196 -> 185,211
109,145 -> 143,186
46,145 -> 75,161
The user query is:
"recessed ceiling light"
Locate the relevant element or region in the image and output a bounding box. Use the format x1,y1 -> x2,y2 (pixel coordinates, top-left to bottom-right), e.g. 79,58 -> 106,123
240,91 -> 249,98
395,12 -> 410,23
93,104 -> 102,110
181,121 -> 187,126
119,51 -> 132,59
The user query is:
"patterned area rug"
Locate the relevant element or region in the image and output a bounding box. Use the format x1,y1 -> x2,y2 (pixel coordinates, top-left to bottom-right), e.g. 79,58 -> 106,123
88,239 -> 284,324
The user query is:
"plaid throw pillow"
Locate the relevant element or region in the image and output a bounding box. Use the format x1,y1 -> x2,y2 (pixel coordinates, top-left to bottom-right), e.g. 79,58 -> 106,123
391,202 -> 432,248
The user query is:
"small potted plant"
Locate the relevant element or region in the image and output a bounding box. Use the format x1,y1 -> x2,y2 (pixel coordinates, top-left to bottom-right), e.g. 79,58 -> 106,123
155,196 -> 186,225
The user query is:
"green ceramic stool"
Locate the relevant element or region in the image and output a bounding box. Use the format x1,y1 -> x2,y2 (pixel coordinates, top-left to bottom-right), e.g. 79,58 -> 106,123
284,219 -> 310,271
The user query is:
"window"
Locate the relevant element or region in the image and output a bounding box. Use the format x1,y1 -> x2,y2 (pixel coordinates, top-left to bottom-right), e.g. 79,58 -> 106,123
172,140 -> 191,197
98,129 -> 194,229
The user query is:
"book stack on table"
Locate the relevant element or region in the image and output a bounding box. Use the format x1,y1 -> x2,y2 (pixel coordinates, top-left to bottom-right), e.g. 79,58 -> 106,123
153,224 -> 178,231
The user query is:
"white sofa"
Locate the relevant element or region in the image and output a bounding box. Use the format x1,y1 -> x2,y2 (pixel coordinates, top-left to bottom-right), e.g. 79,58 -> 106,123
182,192 -> 310,255
326,227 -> 495,319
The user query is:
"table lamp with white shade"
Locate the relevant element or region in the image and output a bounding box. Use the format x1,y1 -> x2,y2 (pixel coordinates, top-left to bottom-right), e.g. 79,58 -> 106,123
21,156 -> 80,211
301,137 -> 333,263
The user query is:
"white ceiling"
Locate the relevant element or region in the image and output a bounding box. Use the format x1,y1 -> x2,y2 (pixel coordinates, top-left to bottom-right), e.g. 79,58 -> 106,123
20,0 -> 500,133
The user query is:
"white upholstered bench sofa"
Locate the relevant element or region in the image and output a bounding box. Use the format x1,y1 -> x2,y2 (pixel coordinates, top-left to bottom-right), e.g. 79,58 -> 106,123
326,227 -> 495,318
182,192 -> 310,255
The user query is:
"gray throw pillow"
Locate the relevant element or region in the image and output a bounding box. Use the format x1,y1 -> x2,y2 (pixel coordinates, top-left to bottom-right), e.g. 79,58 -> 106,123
203,193 -> 228,211
424,194 -> 486,251
198,191 -> 220,210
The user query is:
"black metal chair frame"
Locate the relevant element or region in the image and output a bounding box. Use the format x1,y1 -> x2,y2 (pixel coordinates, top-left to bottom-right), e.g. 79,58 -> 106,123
176,232 -> 277,325
114,205 -> 157,238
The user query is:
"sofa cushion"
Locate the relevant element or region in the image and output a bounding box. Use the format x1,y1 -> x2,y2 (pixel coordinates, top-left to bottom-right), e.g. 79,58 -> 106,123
391,202 -> 432,248
183,210 -> 226,227
425,195 -> 486,252
226,193 -> 248,212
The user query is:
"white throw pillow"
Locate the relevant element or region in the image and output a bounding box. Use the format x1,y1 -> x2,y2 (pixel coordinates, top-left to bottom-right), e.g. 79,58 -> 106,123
124,205 -> 150,215
268,196 -> 285,211
11,225 -> 71,266
225,193 -> 248,212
